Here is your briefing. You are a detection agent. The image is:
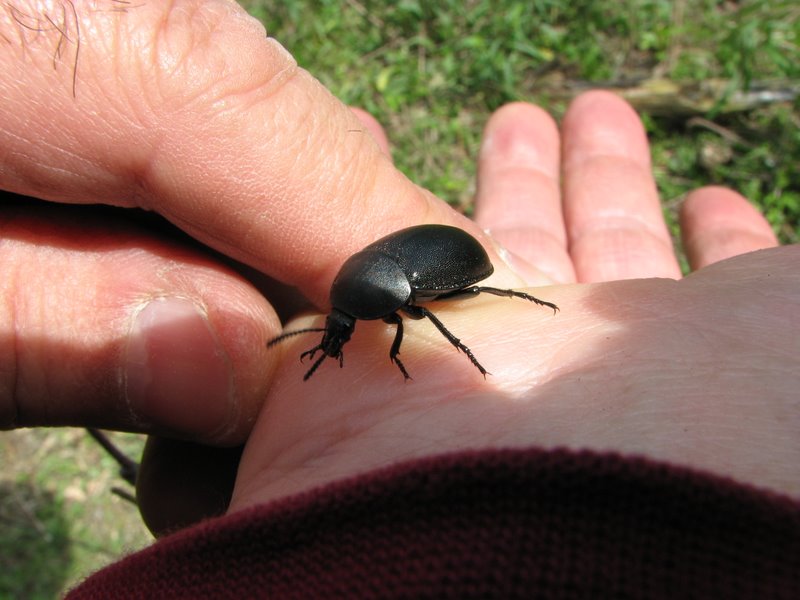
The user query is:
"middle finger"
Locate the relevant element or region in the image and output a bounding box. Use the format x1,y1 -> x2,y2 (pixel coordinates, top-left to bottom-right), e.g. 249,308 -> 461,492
561,91 -> 681,282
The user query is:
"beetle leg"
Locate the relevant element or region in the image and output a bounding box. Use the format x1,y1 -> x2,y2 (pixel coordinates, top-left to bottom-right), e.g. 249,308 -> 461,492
402,305 -> 488,378
383,313 -> 412,380
298,343 -> 329,380
300,344 -> 322,362
302,350 -> 329,381
437,286 -> 558,314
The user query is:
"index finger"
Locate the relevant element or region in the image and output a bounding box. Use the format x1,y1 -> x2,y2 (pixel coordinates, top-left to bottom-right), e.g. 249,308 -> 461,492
0,1 -> 469,307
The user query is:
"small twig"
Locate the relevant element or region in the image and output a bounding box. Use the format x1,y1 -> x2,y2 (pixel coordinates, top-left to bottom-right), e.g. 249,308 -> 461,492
687,116 -> 752,148
110,487 -> 138,505
86,428 -> 138,486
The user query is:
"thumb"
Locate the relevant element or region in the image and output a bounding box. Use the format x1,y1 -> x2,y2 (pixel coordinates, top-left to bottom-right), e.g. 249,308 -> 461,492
0,200 -> 276,444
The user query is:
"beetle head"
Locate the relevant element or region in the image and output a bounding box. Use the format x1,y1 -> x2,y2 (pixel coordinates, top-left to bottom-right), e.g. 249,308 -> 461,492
267,309 -> 356,380
300,309 -> 355,380
320,309 -> 355,355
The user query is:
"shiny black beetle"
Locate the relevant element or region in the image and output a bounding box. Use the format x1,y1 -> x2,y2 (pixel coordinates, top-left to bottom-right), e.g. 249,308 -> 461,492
268,224 -> 558,380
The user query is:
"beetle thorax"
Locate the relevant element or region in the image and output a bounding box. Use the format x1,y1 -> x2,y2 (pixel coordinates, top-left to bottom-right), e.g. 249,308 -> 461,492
330,250 -> 412,319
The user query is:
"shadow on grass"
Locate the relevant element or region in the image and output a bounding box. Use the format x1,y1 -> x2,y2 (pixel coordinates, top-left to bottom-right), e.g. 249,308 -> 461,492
0,481 -> 72,600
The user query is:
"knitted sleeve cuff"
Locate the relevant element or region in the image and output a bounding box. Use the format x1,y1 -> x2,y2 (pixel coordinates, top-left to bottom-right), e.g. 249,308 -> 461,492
68,448 -> 800,599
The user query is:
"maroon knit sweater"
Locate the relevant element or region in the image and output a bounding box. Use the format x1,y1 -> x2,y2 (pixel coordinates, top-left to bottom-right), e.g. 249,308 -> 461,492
68,449 -> 800,599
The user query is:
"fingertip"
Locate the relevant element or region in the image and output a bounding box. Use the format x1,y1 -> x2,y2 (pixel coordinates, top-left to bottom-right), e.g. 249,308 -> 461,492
681,186 -> 779,269
475,101 -> 560,223
683,186 -> 763,219
137,436 -> 244,537
562,90 -> 650,170
124,294 -> 275,445
124,298 -> 233,438
113,248 -> 282,445
478,102 -> 560,168
0,205 -> 278,443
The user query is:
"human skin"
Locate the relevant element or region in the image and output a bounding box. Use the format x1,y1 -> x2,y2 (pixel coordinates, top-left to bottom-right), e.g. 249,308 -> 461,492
0,2 -> 796,533
230,102 -> 798,511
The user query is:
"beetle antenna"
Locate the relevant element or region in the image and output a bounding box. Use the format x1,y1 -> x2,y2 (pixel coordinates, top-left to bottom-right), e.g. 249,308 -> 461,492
267,328 -> 326,348
303,352 -> 328,380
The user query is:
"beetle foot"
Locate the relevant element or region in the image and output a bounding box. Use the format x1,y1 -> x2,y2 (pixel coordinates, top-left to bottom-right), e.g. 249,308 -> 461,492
300,345 -> 324,363
445,336 -> 489,378
463,348 -> 489,379
472,287 -> 559,314
511,291 -> 559,314
303,352 -> 328,381
391,355 -> 412,381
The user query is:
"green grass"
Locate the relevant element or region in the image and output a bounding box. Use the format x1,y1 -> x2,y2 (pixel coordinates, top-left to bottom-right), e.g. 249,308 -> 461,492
246,0 -> 799,241
2,1 -> 798,597
0,429 -> 149,598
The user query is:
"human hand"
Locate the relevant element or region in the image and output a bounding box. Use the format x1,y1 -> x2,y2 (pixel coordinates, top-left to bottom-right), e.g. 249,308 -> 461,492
0,1 -> 491,437
3,1 -> 796,536
0,2 -> 511,531
231,92 -> 798,516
